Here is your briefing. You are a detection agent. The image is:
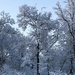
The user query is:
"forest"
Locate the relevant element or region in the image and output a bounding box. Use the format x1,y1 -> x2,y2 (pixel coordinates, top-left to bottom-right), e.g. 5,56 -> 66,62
0,0 -> 75,75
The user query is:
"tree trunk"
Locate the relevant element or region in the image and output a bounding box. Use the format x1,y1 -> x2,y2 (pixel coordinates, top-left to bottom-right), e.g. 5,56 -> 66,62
36,43 -> 40,75
69,37 -> 75,75
0,46 -> 4,67
69,57 -> 73,75
47,62 -> 50,75
73,44 -> 75,56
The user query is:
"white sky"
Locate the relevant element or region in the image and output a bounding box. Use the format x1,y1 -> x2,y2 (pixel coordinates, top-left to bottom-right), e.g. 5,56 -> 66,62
0,0 -> 64,20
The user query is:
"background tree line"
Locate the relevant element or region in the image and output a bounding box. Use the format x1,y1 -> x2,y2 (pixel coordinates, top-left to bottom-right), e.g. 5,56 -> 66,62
0,0 -> 75,75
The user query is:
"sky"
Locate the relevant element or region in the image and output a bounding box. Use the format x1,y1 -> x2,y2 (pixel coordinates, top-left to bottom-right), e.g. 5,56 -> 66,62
0,0 -> 65,36
0,0 -> 65,21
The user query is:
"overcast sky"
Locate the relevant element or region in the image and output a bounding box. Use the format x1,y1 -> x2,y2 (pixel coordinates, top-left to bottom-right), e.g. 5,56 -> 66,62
0,0 -> 65,20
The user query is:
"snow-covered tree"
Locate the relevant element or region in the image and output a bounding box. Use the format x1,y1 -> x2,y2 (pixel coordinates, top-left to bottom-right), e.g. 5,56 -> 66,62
17,4 -> 59,75
0,11 -> 15,67
54,0 -> 75,74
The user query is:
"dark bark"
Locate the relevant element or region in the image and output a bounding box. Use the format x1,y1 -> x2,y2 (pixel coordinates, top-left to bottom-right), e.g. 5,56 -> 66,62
73,44 -> 75,56
36,43 -> 40,75
0,44 -> 5,67
70,57 -> 73,75
47,59 -> 50,75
